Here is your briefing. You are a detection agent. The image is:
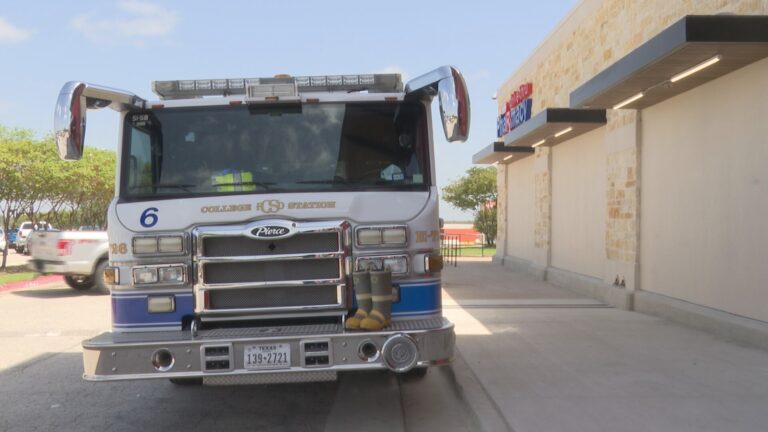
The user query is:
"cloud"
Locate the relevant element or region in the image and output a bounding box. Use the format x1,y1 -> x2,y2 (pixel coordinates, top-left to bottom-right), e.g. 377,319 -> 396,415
70,1 -> 178,45
0,16 -> 33,44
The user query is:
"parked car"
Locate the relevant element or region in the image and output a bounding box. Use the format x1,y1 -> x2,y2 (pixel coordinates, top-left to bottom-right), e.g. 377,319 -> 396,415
28,229 -> 109,290
7,228 -> 18,249
0,228 -> 6,251
16,221 -> 54,255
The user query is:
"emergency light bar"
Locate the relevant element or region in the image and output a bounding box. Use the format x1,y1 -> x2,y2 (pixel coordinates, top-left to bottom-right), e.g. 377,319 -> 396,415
152,74 -> 403,100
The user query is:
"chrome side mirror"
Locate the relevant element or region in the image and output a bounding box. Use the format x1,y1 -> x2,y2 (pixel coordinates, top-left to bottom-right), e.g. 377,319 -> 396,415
437,68 -> 470,142
405,66 -> 471,143
54,81 -> 146,160
55,82 -> 87,160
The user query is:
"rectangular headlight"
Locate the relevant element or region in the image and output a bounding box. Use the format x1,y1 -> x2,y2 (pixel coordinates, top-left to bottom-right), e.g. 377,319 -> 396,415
356,256 -> 408,274
382,227 -> 407,245
133,237 -> 157,254
357,228 -> 382,246
356,257 -> 383,271
158,236 -> 184,253
382,256 -> 408,274
133,267 -> 158,284
158,266 -> 185,283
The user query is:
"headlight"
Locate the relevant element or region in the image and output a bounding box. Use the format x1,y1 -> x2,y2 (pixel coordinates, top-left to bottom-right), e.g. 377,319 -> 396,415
381,227 -> 407,245
357,228 -> 382,245
132,265 -> 186,285
158,266 -> 185,283
133,237 -> 158,254
356,226 -> 407,247
133,234 -> 186,254
158,236 -> 184,253
356,255 -> 409,275
133,267 -> 158,284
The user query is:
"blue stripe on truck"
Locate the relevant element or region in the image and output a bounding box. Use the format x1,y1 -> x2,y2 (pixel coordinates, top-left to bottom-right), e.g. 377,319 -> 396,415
111,293 -> 193,330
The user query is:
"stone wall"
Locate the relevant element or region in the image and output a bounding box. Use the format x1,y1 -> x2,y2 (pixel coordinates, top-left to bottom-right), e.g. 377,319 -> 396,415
497,0 -> 768,117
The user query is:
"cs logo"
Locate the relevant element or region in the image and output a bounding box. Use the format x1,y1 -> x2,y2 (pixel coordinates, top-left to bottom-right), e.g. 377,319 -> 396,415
256,199 -> 285,214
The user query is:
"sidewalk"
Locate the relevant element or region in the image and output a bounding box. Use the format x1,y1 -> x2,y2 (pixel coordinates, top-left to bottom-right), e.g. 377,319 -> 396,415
442,259 -> 768,432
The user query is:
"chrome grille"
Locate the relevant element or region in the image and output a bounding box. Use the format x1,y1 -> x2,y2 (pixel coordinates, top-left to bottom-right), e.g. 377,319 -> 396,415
193,220 -> 349,318
209,285 -> 339,309
203,259 -> 340,285
203,232 -> 339,257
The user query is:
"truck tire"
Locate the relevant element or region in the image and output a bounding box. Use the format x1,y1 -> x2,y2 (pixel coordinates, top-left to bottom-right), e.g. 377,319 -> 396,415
93,260 -> 109,292
64,275 -> 94,290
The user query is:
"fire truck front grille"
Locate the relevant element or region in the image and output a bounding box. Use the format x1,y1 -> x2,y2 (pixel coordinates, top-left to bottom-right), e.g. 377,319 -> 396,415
209,285 -> 339,310
203,259 -> 340,285
203,232 -> 339,257
193,220 -> 349,317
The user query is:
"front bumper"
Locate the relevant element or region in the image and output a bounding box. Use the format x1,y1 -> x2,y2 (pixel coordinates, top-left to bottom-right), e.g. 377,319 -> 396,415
82,317 -> 455,382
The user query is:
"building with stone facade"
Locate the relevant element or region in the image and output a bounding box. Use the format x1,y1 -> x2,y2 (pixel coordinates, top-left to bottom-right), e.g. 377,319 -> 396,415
473,0 -> 768,348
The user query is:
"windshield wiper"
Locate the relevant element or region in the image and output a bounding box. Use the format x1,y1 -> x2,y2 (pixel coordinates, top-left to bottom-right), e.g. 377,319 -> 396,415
296,178 -> 349,185
153,183 -> 197,192
212,181 -> 275,190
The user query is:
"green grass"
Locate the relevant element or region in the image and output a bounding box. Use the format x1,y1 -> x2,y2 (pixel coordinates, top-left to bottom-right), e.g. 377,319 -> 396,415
0,265 -> 39,285
457,246 -> 496,257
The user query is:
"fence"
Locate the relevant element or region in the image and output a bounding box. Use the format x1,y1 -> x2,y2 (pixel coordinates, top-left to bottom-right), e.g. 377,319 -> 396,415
440,232 -> 493,266
440,234 -> 460,267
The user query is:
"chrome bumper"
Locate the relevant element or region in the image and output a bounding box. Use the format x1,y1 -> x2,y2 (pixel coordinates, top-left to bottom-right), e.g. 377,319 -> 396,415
82,317 -> 455,382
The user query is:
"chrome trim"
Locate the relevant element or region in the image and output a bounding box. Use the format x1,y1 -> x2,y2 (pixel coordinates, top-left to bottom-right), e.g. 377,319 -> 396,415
193,219 -> 349,317
82,320 -> 454,381
197,284 -> 345,316
198,252 -> 343,264
200,279 -> 343,290
55,81 -> 145,160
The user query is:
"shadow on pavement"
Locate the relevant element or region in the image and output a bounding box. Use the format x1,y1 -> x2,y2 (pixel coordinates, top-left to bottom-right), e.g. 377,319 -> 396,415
1,352 -> 338,432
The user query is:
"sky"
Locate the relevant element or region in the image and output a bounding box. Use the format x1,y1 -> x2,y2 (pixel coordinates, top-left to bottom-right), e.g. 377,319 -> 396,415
0,0 -> 578,221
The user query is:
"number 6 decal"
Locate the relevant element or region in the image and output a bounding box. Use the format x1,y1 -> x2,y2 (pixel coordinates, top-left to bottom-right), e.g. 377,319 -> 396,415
140,207 -> 159,228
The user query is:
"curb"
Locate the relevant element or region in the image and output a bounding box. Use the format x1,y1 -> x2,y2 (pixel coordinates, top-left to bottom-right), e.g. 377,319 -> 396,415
0,275 -> 63,293
450,350 -> 516,432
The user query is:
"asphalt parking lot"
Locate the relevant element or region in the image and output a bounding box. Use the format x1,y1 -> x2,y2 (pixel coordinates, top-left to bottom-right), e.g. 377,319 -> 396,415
2,259 -> 768,432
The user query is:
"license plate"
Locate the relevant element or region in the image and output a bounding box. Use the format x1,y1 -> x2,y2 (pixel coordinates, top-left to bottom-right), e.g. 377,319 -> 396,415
244,343 -> 291,370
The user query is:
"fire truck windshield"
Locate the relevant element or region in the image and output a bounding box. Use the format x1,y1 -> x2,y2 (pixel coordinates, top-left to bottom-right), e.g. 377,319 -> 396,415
120,101 -> 429,200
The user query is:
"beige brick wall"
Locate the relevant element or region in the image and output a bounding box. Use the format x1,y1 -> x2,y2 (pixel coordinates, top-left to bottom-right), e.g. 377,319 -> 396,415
497,0 -> 768,116
533,152 -> 551,249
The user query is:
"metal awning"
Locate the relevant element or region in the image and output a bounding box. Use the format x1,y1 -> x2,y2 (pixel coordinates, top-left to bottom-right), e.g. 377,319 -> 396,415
472,142 -> 534,164
570,15 -> 768,110
501,108 -> 606,148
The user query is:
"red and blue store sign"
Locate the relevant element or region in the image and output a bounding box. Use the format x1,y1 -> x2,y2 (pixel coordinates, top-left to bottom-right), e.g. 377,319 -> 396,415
497,83 -> 533,137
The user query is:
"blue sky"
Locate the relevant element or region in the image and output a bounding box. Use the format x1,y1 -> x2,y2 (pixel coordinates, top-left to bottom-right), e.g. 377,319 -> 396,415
0,0 -> 577,220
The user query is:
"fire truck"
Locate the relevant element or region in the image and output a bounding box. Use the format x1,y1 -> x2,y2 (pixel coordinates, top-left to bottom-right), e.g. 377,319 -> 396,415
54,66 -> 469,385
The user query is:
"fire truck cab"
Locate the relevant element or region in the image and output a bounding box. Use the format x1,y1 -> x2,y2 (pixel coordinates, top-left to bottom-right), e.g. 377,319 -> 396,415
54,66 -> 469,384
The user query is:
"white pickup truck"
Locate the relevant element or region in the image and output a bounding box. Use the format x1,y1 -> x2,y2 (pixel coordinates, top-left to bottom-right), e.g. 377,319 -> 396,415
28,230 -> 109,291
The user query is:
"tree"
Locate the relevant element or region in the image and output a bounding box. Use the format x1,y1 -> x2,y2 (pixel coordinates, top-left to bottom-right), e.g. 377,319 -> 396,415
0,125 -> 116,269
474,206 -> 497,246
442,166 -> 497,246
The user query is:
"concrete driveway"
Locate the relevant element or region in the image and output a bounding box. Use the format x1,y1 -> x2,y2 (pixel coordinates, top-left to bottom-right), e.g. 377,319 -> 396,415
443,259 -> 768,432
